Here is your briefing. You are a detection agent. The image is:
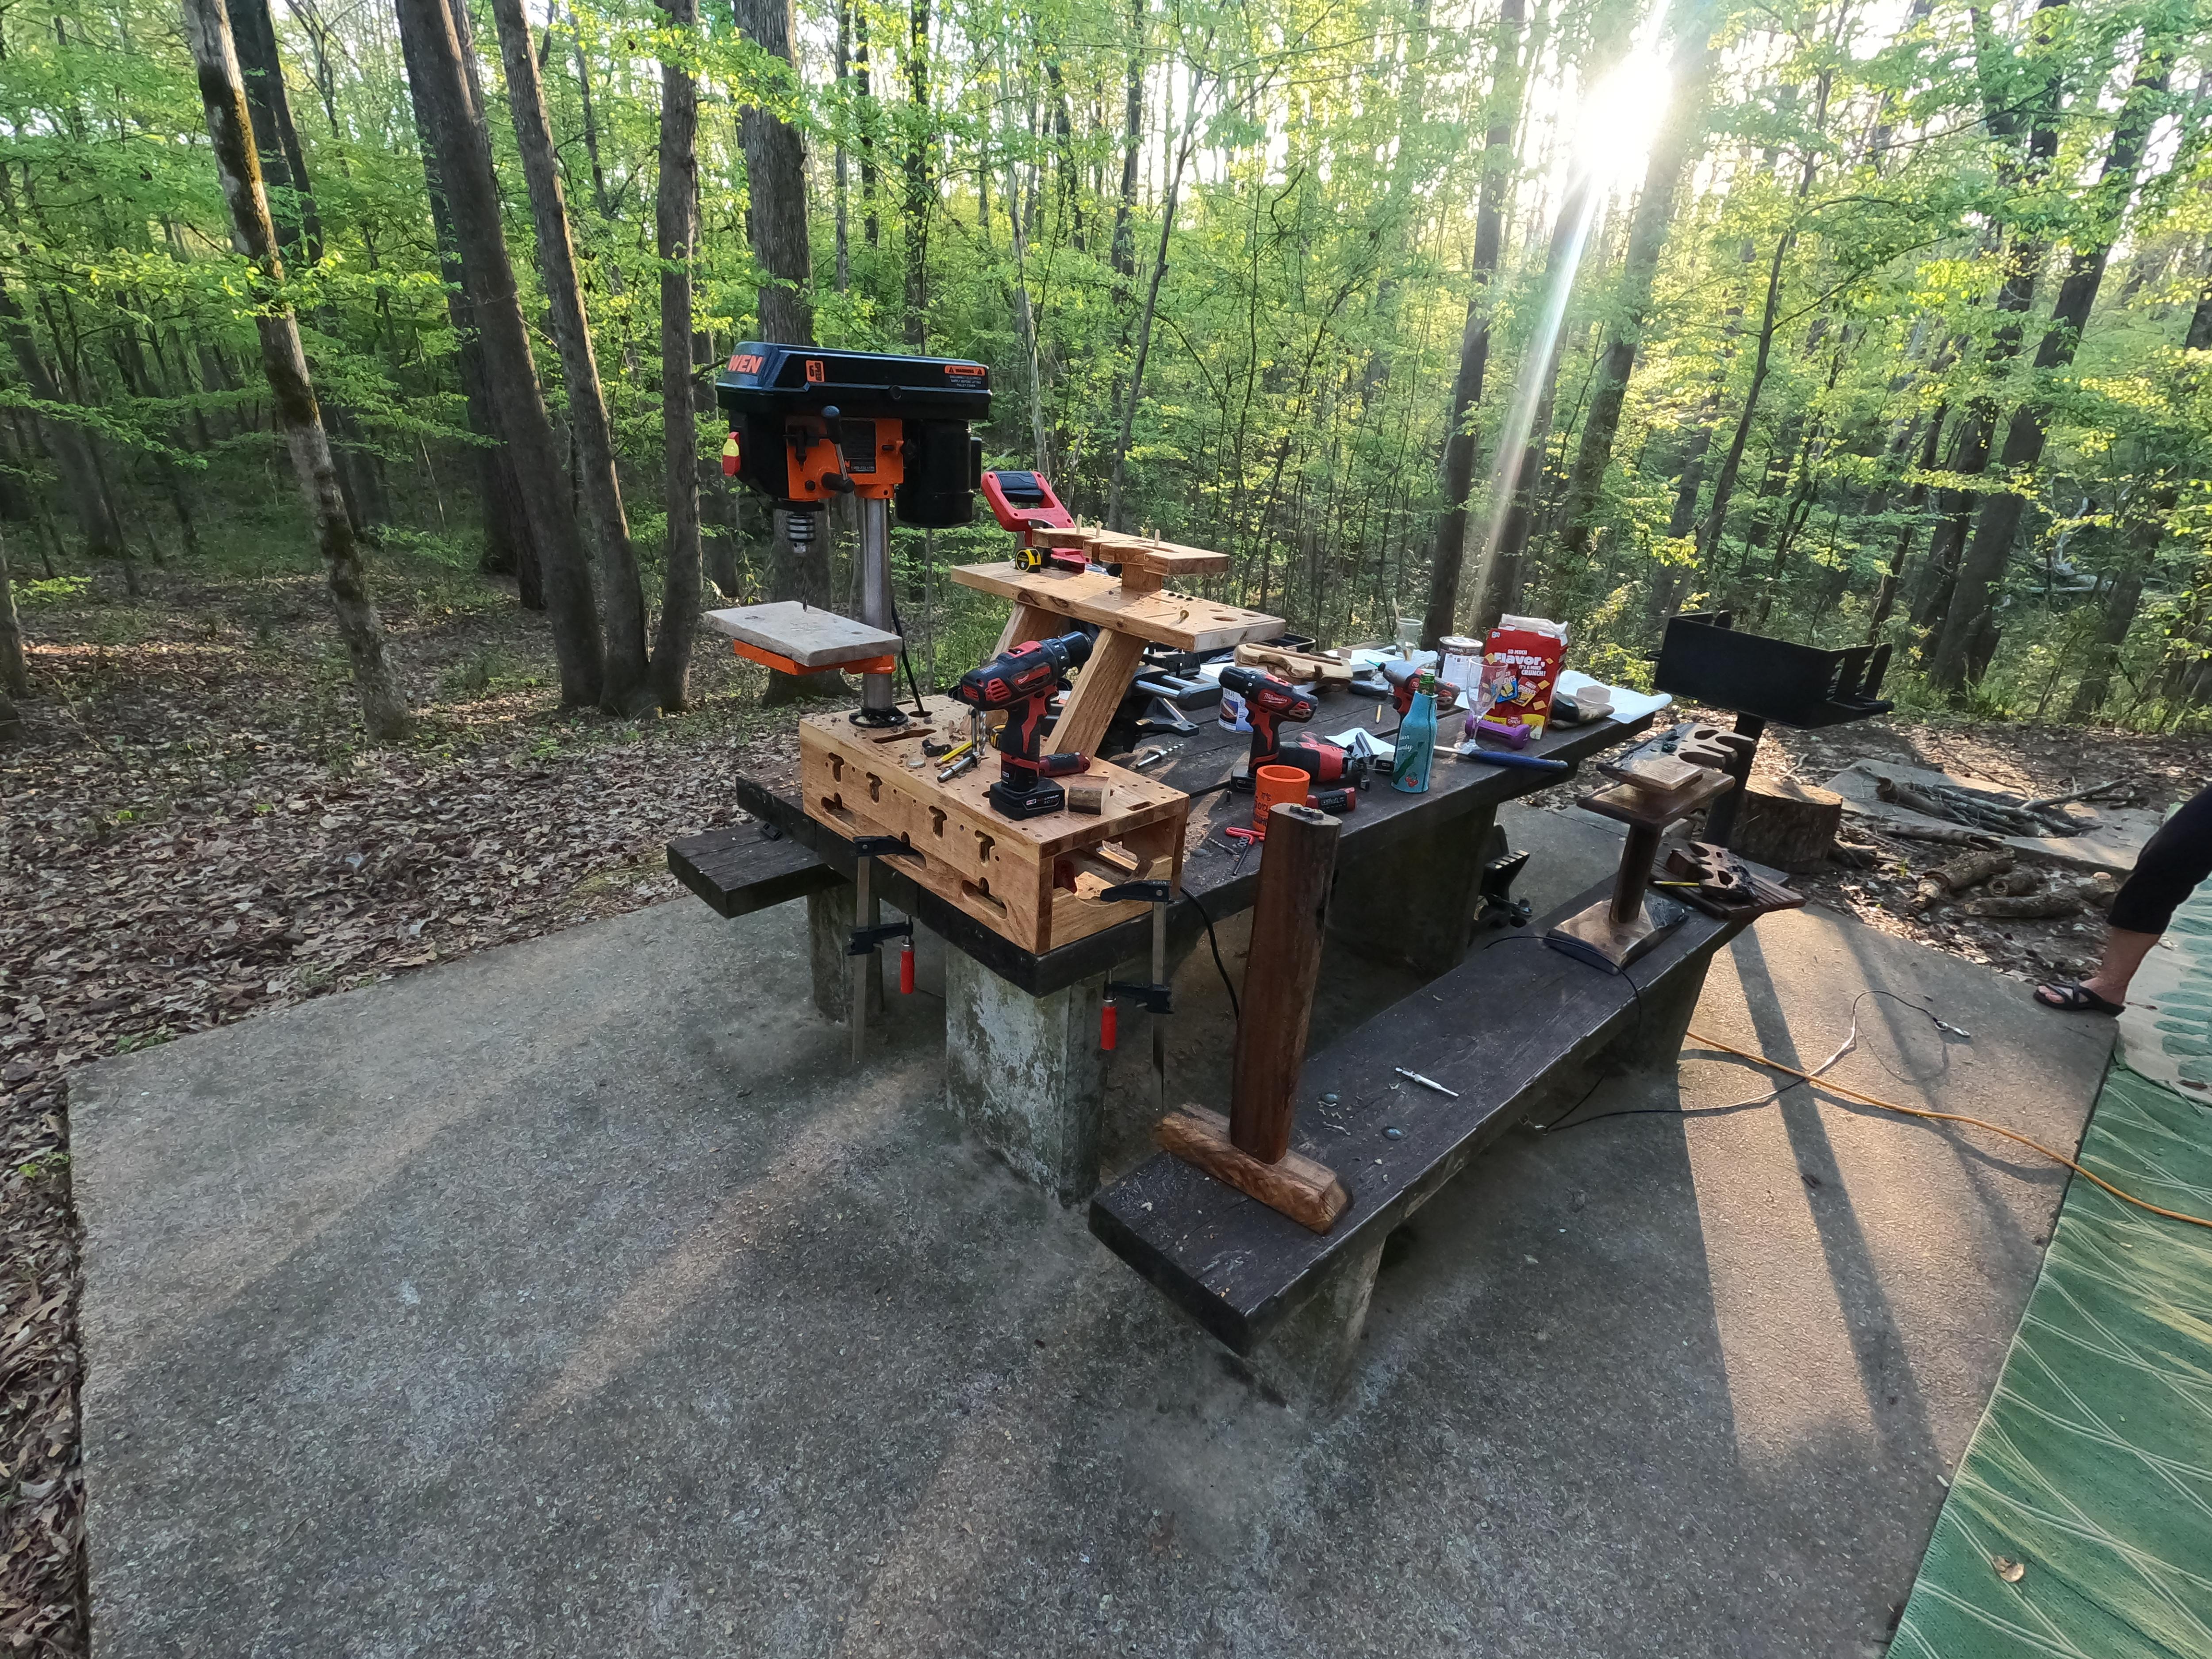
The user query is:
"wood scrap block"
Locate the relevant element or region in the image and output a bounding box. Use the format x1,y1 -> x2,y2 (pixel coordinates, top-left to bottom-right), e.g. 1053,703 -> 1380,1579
703,602 -> 901,668
1156,1107 -> 1349,1234
1066,780 -> 1105,816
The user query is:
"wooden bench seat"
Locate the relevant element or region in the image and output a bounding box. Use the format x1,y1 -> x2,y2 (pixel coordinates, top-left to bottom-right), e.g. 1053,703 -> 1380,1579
1087,875 -> 1758,1406
668,822 -> 841,918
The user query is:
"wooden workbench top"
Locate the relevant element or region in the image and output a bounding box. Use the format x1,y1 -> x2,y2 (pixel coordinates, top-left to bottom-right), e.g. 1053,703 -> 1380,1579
701,698 -> 1660,996
948,562 -> 1285,652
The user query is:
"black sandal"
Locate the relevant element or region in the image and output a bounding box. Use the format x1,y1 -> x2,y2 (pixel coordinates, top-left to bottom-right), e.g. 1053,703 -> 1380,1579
2035,981 -> 2123,1016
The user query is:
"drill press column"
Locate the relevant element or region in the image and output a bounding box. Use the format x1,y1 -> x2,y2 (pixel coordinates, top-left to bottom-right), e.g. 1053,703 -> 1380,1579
856,496 -> 896,723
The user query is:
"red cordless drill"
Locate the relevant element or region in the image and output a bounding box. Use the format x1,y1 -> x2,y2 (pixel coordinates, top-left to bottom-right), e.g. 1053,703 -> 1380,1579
951,631 -> 1095,819
1219,664 -> 1365,791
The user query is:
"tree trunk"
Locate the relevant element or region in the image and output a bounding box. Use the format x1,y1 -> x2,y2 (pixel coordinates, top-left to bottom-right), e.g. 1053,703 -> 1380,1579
651,0 -> 703,712
396,0 -> 604,707
1928,52 -> 2167,690
1552,8 -> 1717,569
398,0 -> 541,603
487,0 -> 649,709
1473,174 -> 1599,632
1867,404 -> 1946,639
732,0 -> 815,345
731,0 -> 834,705
0,285 -> 131,565
227,0 -> 394,537
225,0 -> 322,257
1109,0 -> 1143,287
833,0 -> 851,294
1419,0 -> 1524,649
1697,232 -> 1791,579
855,5 -> 879,249
0,529 -> 28,701
899,0 -> 932,347
184,0 -> 409,740
1107,64 -> 1207,532
2068,549 -> 2147,722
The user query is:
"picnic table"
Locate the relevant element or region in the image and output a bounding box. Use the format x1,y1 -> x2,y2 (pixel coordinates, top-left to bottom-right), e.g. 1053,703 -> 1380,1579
672,695 -> 1661,1201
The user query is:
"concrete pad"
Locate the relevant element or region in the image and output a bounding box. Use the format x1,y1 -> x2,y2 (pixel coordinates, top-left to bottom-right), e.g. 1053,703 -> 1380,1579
77,883 -> 2111,1657
1822,758 -> 2158,873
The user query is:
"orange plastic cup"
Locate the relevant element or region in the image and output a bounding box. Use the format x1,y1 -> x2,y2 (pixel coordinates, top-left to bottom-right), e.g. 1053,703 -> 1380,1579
1252,764 -> 1307,836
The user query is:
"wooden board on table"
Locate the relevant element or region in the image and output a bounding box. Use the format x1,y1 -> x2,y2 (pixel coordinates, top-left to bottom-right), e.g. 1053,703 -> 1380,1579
709,695 -> 1665,997
1233,641 -> 1356,686
704,602 -> 902,669
797,696 -> 1188,956
1033,527 -> 1233,578
949,562 -> 1283,653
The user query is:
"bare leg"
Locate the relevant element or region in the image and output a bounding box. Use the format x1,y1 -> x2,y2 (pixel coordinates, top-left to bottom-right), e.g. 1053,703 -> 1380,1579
2081,926 -> 2159,1006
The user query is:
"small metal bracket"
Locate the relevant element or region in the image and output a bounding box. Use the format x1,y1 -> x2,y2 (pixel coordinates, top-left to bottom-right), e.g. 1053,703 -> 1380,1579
1100,879 -> 1174,905
848,918 -> 913,957
1105,979 -> 1174,1014
850,835 -> 920,860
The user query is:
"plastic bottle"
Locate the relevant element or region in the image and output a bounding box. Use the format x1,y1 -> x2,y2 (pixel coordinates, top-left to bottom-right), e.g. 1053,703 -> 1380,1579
1391,670 -> 1438,794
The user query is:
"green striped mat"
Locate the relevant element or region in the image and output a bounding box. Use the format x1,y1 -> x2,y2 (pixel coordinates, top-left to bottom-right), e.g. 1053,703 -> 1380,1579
1889,1061 -> 2212,1657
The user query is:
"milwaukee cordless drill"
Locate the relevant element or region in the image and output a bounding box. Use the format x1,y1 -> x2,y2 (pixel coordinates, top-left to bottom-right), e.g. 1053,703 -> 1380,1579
951,631 -> 1095,818
1219,664 -> 1364,791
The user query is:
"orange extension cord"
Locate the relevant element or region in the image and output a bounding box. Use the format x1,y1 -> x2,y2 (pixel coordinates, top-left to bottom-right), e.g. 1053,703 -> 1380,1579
1683,1026 -> 2212,1233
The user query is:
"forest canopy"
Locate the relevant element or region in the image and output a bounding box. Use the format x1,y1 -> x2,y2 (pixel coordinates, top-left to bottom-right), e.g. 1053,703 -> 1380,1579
0,0 -> 2207,733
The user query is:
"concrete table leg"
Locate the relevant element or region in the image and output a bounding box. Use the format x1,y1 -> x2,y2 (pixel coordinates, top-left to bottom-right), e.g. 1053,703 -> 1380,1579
1244,1235 -> 1388,1411
944,952 -> 1106,1203
1610,947 -> 1719,1072
1331,809 -> 1500,979
807,883 -> 883,1024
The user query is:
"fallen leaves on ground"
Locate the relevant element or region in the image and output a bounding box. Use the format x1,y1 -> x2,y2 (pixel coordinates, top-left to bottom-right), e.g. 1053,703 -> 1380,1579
0,566 -> 799,1655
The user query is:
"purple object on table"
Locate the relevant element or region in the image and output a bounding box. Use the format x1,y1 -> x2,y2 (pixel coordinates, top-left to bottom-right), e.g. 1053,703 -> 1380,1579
1475,717 -> 1532,749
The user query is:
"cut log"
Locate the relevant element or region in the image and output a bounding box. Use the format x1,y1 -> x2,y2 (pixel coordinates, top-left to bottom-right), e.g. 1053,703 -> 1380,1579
1910,848 -> 2014,910
1726,778 -> 1844,872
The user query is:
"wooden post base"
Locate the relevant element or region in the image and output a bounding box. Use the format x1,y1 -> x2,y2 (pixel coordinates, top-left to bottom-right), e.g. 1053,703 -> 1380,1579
1156,1106 -> 1350,1233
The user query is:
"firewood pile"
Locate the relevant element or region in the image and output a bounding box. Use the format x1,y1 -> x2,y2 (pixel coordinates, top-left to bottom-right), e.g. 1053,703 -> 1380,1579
1872,772 -> 2119,838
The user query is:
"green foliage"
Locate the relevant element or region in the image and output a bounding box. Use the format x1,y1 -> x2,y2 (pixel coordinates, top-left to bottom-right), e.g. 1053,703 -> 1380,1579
0,0 -> 2206,732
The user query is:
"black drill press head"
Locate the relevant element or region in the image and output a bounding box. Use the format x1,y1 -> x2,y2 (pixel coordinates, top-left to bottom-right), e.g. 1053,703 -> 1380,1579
715,344 -> 991,535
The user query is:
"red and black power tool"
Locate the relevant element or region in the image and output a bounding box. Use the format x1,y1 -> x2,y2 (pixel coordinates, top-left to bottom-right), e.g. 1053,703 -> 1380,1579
1219,664 -> 1366,792
981,470 -> 1083,572
951,631 -> 1095,818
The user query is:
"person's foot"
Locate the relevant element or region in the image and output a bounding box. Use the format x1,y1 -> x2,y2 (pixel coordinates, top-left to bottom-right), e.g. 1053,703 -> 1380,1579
2035,980 -> 2124,1015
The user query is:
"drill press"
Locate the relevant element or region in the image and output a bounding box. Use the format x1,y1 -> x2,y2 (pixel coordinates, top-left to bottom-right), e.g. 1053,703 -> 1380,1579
717,345 -> 989,726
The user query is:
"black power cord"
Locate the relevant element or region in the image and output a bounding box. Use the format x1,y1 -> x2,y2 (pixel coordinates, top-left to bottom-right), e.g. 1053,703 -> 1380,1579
1184,889 -> 1240,1023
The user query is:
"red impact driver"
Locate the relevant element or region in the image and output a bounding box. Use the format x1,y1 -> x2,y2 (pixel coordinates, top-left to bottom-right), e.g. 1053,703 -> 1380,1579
951,630 -> 1095,818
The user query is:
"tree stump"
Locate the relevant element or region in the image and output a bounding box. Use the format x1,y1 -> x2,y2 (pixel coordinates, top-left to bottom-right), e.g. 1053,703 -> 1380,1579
1726,778 -> 1844,872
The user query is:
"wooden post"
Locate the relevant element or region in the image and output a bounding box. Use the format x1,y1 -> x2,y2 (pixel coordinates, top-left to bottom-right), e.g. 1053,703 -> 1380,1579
1158,803 -> 1350,1233
1231,805 -> 1339,1160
